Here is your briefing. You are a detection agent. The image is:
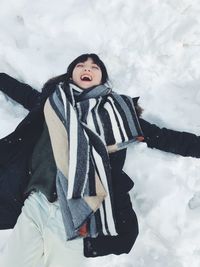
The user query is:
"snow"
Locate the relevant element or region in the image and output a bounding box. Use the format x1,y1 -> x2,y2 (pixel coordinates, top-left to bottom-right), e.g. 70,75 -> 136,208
1,0 -> 200,266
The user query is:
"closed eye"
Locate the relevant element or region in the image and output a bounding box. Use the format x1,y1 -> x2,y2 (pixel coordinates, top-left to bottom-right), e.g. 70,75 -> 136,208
76,63 -> 84,68
92,65 -> 99,70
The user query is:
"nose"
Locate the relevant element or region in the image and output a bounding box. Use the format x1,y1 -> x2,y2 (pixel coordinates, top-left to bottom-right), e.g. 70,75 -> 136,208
84,67 -> 91,72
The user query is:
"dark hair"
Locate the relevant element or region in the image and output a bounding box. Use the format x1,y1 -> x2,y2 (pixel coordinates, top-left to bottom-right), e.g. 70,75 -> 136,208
66,53 -> 108,84
42,53 -> 109,91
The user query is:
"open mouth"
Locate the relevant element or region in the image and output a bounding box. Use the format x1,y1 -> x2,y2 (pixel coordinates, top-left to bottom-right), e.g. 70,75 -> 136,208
80,75 -> 92,81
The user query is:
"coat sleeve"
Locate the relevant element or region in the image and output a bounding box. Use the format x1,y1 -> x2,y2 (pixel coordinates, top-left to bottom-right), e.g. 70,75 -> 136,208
139,118 -> 200,158
0,73 -> 41,111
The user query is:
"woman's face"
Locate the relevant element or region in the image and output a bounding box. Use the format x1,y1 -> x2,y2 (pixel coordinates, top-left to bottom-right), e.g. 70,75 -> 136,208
72,58 -> 103,89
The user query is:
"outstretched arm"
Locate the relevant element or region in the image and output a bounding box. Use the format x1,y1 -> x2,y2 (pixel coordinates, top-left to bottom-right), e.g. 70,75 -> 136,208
0,73 -> 41,111
140,118 -> 200,158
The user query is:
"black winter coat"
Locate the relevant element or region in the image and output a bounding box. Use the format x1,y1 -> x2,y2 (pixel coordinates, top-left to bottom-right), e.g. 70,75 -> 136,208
1,73 -> 200,257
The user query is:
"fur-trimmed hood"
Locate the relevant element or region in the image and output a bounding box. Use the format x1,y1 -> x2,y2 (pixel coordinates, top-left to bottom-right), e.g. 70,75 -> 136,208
132,96 -> 143,117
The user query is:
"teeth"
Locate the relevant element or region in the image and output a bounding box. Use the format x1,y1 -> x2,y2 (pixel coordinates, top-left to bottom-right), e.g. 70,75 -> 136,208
81,75 -> 92,81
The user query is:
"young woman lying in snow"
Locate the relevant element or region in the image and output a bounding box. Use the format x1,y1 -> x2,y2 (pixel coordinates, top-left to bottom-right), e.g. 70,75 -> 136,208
0,53 -> 200,267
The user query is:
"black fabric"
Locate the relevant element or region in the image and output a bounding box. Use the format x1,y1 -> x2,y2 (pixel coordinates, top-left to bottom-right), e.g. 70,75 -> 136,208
1,73 -> 200,257
0,73 -> 40,110
0,73 -> 44,228
24,121 -> 57,202
140,118 -> 200,157
0,113 -> 44,228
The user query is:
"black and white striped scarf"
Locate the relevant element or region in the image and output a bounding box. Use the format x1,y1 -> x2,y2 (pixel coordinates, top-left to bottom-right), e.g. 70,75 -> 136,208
44,82 -> 143,240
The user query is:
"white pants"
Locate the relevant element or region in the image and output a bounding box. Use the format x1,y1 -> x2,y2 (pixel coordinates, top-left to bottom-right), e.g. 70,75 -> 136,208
0,192 -> 85,267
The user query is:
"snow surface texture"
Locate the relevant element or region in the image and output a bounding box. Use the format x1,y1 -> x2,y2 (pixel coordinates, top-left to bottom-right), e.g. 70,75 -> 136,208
1,0 -> 200,266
